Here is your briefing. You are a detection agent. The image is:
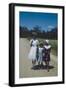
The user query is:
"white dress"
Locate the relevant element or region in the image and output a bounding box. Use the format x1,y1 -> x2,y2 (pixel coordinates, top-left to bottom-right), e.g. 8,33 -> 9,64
38,48 -> 43,62
28,39 -> 39,61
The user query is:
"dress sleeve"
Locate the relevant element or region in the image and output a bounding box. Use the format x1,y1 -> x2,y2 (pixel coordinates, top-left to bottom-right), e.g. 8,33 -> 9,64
29,39 -> 33,44
36,40 -> 39,45
49,45 -> 51,49
29,39 -> 33,47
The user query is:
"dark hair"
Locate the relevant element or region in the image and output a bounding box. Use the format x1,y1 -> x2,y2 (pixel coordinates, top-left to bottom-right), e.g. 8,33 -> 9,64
39,43 -> 43,47
32,35 -> 36,40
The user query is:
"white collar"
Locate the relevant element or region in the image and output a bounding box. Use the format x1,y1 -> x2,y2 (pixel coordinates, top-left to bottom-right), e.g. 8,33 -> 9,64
44,45 -> 51,49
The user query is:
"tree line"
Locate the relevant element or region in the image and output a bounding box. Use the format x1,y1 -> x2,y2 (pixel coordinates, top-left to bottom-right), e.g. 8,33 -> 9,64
20,26 -> 57,40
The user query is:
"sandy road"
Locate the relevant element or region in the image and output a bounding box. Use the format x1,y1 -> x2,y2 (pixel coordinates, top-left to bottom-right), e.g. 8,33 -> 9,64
19,38 -> 58,78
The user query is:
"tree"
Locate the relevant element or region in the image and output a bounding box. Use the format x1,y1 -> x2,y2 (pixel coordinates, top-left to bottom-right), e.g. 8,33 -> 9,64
33,25 -> 41,32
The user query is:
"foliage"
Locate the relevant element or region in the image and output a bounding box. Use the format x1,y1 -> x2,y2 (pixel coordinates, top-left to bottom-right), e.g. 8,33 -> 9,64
20,26 -> 57,40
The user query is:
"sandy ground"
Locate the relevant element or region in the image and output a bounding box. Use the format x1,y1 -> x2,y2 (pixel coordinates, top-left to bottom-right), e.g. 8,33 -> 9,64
19,38 -> 58,78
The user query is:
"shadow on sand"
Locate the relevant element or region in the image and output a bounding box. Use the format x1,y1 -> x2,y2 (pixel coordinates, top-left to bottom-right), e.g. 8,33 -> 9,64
31,65 -> 54,70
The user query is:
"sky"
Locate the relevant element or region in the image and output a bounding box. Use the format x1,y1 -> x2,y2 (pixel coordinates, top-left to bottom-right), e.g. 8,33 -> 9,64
19,12 -> 58,32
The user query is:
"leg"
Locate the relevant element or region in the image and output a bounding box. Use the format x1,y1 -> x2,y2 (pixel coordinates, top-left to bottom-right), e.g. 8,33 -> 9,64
44,60 -> 49,71
34,60 -> 36,65
46,61 -> 49,72
32,60 -> 35,67
38,61 -> 40,65
41,57 -> 43,66
32,60 -> 34,66
38,57 -> 40,65
45,60 -> 47,66
47,56 -> 50,72
32,60 -> 34,67
41,61 -> 43,66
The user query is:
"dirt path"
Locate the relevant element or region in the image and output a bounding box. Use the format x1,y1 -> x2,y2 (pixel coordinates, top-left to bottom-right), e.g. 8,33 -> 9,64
19,38 -> 58,78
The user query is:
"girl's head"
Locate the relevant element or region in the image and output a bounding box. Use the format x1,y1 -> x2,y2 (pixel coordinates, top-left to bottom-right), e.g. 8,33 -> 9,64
32,32 -> 37,40
33,35 -> 36,40
45,40 -> 49,45
39,43 -> 43,48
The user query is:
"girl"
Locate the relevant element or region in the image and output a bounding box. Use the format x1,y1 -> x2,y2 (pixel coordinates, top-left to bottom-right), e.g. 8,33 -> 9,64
43,40 -> 51,72
28,36 -> 39,67
38,43 -> 43,66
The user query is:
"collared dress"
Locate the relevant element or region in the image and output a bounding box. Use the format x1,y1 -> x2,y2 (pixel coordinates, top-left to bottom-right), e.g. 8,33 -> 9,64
43,45 -> 51,62
38,47 -> 43,62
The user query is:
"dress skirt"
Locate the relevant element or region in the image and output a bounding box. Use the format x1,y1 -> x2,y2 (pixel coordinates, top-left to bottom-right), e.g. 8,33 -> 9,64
43,54 -> 50,62
28,46 -> 37,61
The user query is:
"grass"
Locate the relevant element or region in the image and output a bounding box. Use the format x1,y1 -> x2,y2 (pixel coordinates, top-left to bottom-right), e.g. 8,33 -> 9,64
49,40 -> 58,56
